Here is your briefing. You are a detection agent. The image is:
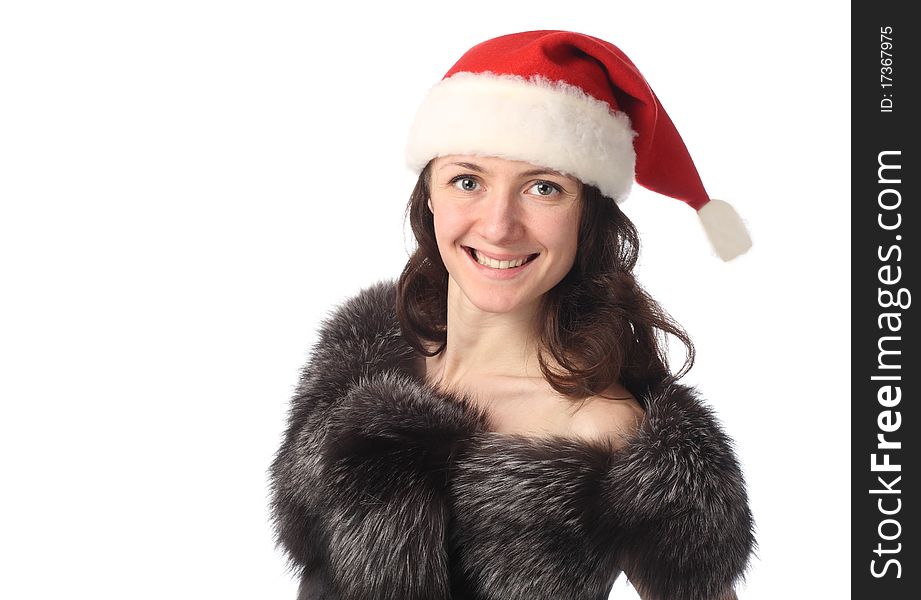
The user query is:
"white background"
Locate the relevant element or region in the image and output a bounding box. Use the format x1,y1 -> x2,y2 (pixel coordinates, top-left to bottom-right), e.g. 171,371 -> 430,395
0,1 -> 849,598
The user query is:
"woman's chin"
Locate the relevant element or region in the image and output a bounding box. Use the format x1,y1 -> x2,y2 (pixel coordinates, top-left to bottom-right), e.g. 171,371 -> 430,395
460,285 -> 536,315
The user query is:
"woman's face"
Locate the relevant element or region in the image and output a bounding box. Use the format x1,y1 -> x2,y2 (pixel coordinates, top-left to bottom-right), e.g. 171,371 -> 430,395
428,154 -> 583,315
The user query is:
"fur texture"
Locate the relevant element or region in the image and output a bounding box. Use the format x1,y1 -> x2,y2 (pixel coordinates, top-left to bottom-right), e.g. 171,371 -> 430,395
696,198 -> 753,261
405,72 -> 637,202
270,280 -> 755,600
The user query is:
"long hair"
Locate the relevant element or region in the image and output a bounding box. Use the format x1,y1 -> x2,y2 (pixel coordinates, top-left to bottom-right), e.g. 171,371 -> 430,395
395,161 -> 694,404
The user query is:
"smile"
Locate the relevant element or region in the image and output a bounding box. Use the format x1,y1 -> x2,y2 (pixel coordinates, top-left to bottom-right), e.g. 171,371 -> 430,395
464,247 -> 539,270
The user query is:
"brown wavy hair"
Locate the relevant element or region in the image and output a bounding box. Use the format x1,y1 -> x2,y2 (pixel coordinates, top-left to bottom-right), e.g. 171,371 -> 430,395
395,161 -> 694,404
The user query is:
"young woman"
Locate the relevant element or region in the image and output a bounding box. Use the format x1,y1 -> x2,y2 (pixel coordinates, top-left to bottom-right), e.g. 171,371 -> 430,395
271,30 -> 755,600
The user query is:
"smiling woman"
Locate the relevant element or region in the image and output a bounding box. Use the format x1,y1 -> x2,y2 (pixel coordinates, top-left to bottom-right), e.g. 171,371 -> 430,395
271,29 -> 755,600
429,155 -> 582,314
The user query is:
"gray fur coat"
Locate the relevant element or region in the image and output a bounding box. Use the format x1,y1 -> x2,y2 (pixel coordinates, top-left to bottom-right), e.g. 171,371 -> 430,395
269,280 -> 755,600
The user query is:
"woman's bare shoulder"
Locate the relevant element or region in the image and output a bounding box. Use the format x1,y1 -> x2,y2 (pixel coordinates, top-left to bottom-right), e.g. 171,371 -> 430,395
567,387 -> 645,448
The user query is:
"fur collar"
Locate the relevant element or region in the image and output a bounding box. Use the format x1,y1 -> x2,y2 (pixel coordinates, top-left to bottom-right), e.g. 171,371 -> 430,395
271,280 -> 755,600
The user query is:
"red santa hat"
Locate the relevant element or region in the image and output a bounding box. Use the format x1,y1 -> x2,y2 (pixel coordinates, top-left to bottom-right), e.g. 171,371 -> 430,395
405,30 -> 751,261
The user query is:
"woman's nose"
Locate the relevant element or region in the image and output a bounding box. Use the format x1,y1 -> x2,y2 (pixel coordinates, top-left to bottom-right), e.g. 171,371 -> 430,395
478,186 -> 524,243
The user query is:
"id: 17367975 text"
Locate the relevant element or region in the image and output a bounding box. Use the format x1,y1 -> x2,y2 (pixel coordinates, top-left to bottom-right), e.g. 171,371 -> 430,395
880,26 -> 894,113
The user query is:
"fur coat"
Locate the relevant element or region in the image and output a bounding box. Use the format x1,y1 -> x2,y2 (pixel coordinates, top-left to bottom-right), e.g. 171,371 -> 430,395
270,280 -> 755,600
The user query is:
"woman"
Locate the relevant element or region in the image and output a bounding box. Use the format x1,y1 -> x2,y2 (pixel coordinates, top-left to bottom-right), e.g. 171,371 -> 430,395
271,30 -> 755,600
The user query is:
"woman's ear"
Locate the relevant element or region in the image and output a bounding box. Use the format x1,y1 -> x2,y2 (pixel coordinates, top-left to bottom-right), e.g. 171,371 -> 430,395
427,197 -> 433,213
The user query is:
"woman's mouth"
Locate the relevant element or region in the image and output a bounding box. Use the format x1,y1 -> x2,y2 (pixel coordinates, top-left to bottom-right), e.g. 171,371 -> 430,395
464,246 -> 539,270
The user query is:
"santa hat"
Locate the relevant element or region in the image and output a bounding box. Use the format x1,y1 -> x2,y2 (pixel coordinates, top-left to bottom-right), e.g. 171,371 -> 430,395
405,30 -> 751,261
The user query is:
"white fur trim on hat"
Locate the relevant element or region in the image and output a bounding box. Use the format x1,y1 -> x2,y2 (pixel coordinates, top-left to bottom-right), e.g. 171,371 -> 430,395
405,72 -> 637,202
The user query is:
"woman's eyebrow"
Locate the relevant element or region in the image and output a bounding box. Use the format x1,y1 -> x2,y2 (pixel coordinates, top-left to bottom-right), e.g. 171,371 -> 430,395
519,167 -> 566,178
440,161 -> 566,178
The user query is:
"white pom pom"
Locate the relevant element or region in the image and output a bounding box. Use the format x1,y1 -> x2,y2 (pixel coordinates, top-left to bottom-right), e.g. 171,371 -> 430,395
697,199 -> 752,261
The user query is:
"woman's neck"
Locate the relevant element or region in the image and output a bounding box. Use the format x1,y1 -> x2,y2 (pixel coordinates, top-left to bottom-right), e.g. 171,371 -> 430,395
427,277 -> 545,392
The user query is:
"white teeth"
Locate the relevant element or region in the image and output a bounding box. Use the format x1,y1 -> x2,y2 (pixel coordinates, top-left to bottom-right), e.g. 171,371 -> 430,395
472,249 -> 530,269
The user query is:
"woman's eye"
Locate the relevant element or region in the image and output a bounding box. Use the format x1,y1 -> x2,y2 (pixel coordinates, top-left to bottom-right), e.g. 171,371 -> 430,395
451,176 -> 479,192
530,181 -> 561,197
449,176 -> 561,197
